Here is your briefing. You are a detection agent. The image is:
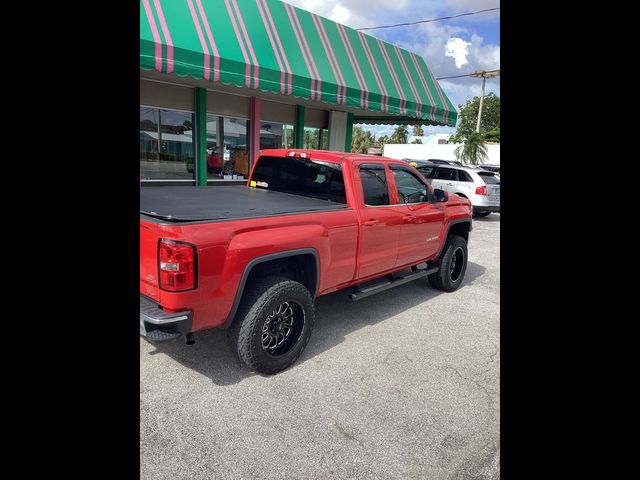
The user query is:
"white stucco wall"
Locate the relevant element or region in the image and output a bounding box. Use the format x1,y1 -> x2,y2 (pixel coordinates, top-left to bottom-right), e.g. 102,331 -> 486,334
383,143 -> 500,165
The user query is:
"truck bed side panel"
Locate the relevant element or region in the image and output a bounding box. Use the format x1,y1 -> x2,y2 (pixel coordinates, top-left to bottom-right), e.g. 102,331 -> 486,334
143,209 -> 358,332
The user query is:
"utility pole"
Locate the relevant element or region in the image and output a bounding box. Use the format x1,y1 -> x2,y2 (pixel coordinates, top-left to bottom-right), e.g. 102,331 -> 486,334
470,69 -> 500,132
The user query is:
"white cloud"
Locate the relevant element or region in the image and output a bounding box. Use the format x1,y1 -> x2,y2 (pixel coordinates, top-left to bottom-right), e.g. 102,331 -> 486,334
284,0 -> 500,124
397,20 -> 500,109
329,5 -> 350,24
284,0 -> 411,29
445,38 -> 470,68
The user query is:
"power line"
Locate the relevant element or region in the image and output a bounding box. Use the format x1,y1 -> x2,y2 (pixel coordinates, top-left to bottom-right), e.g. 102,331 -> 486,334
437,69 -> 500,80
436,73 -> 474,80
356,7 -> 500,31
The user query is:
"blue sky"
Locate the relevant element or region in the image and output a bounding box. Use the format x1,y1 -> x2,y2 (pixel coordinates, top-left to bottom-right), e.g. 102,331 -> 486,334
285,0 -> 500,138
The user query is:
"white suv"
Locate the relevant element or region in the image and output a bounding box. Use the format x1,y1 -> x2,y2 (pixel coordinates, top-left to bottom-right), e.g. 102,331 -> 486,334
414,162 -> 500,217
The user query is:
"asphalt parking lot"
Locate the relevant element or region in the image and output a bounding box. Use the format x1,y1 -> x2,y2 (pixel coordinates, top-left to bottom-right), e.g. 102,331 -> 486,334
140,214 -> 500,480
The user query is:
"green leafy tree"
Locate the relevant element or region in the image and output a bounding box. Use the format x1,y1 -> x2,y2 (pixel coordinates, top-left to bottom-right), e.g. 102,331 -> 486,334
282,126 -> 294,148
411,138 -> 423,144
389,125 -> 409,144
351,126 -> 375,153
451,93 -> 500,143
484,127 -> 500,143
376,135 -> 390,147
412,125 -> 424,137
303,128 -> 320,149
454,131 -> 488,165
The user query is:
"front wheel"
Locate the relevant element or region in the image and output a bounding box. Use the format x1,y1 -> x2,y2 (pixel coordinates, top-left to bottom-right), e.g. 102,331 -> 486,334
227,276 -> 315,375
428,235 -> 468,292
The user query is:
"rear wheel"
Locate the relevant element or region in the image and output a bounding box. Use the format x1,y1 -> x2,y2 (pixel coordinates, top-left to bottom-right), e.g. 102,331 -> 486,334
228,276 -> 315,375
473,210 -> 492,217
428,235 -> 468,292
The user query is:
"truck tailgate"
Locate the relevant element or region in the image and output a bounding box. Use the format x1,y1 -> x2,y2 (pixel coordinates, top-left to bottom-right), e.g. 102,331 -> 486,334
140,221 -> 161,301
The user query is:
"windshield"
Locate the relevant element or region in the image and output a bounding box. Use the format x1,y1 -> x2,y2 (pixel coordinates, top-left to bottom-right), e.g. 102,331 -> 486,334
251,155 -> 347,203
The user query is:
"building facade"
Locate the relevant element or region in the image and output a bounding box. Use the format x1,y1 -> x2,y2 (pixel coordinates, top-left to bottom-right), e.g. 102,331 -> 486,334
140,0 -> 458,186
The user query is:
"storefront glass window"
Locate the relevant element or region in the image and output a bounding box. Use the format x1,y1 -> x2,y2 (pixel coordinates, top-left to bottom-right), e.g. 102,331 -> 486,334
304,127 -> 329,149
260,122 -> 294,150
320,128 -> 329,149
140,107 -> 195,181
303,127 -> 320,149
206,115 -> 249,180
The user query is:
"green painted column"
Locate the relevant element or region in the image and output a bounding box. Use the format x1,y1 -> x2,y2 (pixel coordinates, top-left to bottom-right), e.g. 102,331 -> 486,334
344,112 -> 354,152
293,105 -> 305,148
194,87 -> 207,186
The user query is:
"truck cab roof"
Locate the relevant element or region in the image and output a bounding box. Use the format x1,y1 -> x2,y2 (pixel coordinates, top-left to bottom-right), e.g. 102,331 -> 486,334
259,148 -> 406,165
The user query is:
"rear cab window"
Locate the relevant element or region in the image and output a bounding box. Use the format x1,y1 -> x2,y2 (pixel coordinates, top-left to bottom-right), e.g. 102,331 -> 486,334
358,164 -> 390,206
251,155 -> 347,203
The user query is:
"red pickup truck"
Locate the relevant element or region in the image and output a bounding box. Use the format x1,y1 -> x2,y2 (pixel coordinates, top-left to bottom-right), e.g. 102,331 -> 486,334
140,149 -> 472,374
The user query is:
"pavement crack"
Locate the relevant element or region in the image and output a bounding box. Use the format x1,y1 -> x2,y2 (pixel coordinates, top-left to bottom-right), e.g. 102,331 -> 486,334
382,347 -> 398,365
489,344 -> 500,363
444,365 -> 497,406
333,421 -> 364,447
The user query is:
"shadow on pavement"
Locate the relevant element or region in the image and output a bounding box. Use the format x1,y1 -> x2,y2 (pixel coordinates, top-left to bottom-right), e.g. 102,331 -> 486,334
473,214 -> 500,222
143,261 -> 487,386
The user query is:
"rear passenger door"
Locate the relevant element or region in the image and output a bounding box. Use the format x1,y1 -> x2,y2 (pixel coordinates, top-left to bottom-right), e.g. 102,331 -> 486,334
389,165 -> 445,266
455,169 -> 476,198
354,162 -> 403,280
431,166 -> 457,193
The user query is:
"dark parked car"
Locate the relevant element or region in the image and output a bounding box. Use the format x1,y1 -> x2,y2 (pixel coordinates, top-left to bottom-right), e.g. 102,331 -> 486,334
478,164 -> 500,173
428,159 -> 463,166
402,158 -> 438,168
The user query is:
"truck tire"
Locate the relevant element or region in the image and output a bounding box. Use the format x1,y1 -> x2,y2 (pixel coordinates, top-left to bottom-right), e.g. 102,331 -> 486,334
428,234 -> 468,292
227,276 -> 315,375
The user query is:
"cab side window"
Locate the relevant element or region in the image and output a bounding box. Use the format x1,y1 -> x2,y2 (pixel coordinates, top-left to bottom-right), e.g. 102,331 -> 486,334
390,165 -> 430,204
359,164 -> 390,206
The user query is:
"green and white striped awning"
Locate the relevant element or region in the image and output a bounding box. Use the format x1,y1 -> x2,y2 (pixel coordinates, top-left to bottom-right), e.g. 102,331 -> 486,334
140,0 -> 458,126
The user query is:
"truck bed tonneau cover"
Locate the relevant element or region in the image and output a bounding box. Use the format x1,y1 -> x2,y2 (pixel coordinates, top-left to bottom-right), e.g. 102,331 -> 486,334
140,186 -> 348,222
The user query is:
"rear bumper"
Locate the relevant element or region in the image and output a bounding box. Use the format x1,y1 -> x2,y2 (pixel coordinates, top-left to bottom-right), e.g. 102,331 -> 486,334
474,205 -> 500,213
140,295 -> 192,343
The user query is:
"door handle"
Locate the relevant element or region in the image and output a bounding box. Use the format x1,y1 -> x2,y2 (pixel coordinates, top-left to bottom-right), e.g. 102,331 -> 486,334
402,214 -> 414,221
363,219 -> 379,226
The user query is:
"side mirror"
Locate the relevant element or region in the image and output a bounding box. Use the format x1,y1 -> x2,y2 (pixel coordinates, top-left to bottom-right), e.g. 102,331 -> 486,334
433,188 -> 448,202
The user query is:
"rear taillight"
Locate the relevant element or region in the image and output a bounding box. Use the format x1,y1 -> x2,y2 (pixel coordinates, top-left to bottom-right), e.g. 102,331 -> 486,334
158,239 -> 197,292
475,185 -> 487,195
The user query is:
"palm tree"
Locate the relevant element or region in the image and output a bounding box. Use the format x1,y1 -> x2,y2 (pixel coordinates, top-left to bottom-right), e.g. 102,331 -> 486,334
453,131 -> 489,165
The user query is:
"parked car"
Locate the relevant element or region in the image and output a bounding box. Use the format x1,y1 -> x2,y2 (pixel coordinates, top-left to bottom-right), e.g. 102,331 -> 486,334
414,163 -> 500,217
140,149 -> 473,374
427,159 -> 463,166
402,158 -> 438,168
477,164 -> 500,173
206,149 -> 223,173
